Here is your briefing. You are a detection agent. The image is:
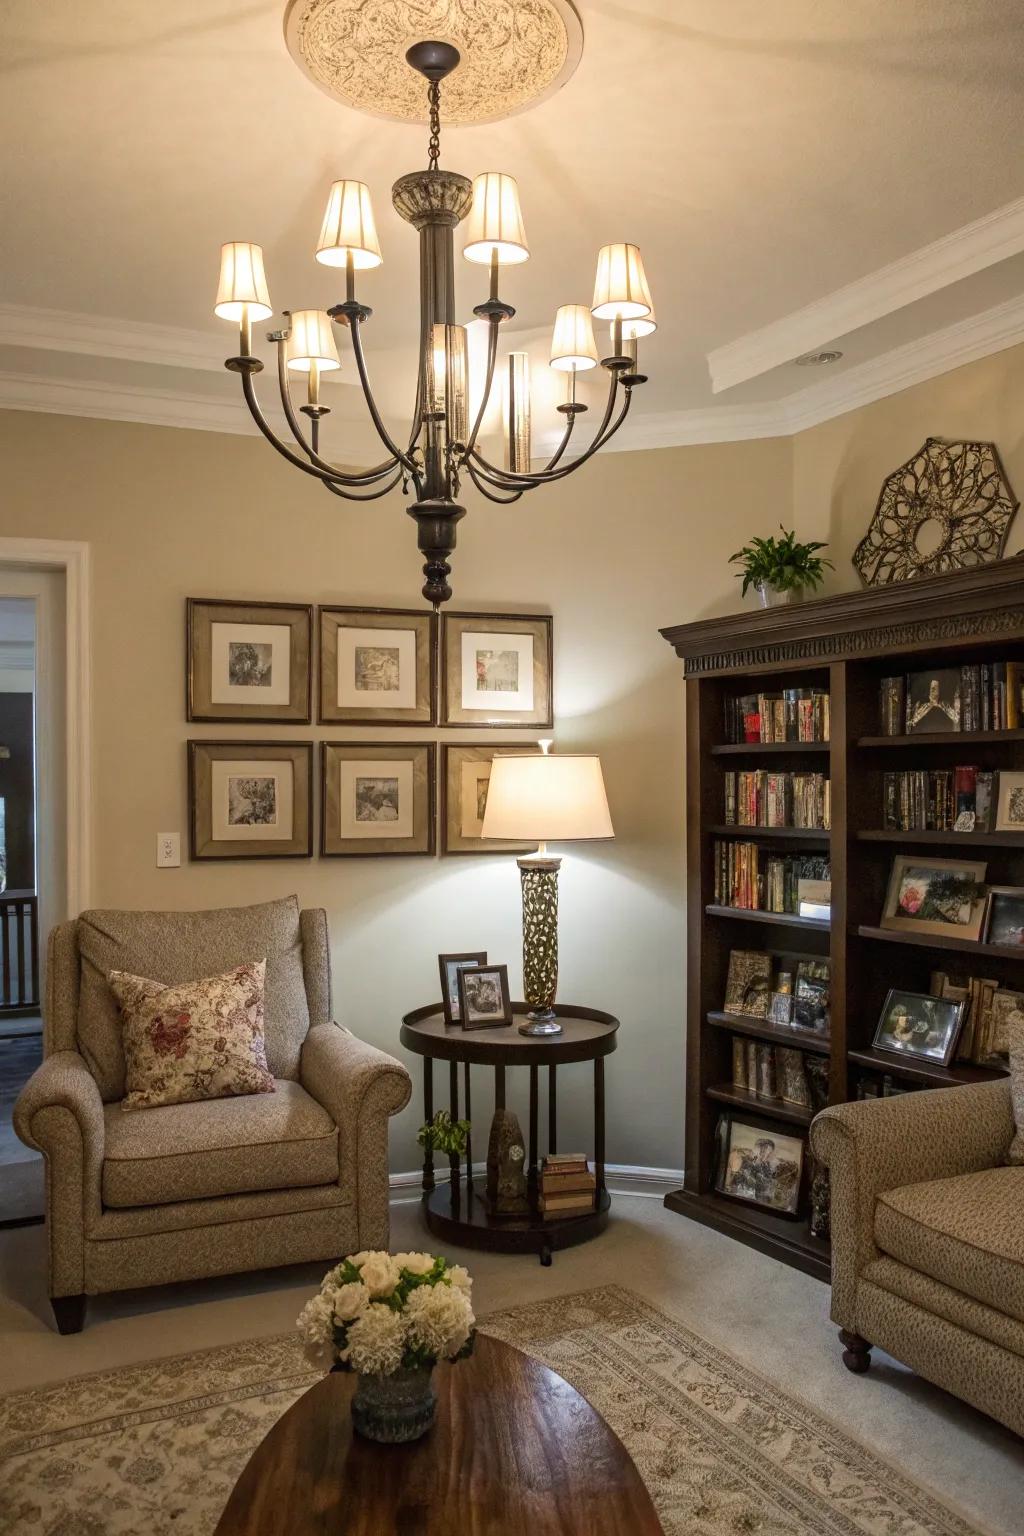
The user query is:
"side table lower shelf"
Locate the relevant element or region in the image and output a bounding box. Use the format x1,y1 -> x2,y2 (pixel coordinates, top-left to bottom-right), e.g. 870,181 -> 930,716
423,1181 -> 611,1267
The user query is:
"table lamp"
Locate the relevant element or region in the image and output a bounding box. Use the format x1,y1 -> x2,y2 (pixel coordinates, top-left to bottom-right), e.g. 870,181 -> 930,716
481,741 -> 614,1036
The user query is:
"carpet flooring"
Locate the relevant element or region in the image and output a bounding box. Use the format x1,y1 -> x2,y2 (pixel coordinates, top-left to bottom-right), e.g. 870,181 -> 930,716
1,1195 -> 1020,1533
0,1283 -> 991,1536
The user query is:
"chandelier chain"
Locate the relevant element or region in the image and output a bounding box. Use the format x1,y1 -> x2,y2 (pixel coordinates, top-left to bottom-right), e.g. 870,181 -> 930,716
427,80 -> 441,169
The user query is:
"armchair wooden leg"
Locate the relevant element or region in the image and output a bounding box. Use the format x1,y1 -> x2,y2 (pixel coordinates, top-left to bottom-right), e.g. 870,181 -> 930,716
839,1328 -> 872,1374
51,1294 -> 86,1334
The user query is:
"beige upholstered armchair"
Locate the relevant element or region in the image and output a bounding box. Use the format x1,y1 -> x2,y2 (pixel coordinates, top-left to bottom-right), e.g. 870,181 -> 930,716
14,897 -> 411,1334
811,1079 -> 1023,1437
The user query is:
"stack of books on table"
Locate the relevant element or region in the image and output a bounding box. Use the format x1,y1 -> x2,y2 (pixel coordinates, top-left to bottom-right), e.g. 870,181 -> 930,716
538,1154 -> 596,1218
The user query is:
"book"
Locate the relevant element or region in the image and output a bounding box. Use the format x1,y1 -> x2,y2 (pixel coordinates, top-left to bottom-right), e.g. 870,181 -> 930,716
542,1154 -> 588,1173
540,1171 -> 595,1194
538,1193 -> 595,1215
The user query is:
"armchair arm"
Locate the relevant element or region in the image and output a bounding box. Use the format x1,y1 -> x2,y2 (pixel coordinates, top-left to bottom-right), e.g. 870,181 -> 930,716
301,1023 -> 412,1249
810,1079 -> 1013,1328
14,1051 -> 106,1297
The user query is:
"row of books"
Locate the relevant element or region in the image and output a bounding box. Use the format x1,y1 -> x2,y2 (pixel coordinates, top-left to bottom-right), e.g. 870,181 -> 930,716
724,770 -> 831,830
882,767 -> 994,832
724,687 -> 830,744
930,969 -> 1018,1068
731,1036 -> 830,1111
713,843 -> 832,917
724,949 -> 831,1032
879,663 -> 1024,736
537,1153 -> 595,1218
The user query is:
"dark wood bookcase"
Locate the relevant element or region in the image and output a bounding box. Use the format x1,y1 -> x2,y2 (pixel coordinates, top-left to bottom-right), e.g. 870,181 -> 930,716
660,560 -> 1024,1281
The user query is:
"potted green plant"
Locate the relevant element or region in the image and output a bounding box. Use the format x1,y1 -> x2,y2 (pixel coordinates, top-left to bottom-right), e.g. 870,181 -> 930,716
417,1109 -> 470,1159
729,527 -> 833,607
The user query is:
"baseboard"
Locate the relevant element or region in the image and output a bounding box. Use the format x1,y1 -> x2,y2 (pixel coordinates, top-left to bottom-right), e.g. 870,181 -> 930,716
389,1162 -> 684,1204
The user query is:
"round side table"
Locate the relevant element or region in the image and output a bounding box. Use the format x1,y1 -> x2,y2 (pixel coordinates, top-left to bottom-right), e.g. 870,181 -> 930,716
400,1002 -> 618,1266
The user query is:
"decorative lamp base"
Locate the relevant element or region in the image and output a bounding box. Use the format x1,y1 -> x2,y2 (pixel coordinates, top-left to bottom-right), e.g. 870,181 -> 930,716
519,1009 -> 562,1037
517,855 -> 561,1035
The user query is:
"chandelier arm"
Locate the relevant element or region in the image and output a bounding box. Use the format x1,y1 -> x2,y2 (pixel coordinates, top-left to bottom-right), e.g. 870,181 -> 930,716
539,411 -> 577,472
465,460 -> 525,504
348,317 -> 424,494
238,366 -> 387,487
322,468 -> 406,501
460,313 -> 501,461
275,343 -> 402,484
469,376 -> 627,488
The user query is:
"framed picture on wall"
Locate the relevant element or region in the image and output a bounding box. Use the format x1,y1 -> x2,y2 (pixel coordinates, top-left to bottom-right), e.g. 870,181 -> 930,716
319,606 -> 436,726
188,741 -> 313,859
440,612 -> 553,728
440,743 -> 542,855
321,741 -> 435,857
187,599 -> 313,723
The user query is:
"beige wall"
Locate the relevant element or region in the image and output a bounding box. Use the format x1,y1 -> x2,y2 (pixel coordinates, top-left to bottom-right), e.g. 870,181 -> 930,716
0,407 -> 792,1173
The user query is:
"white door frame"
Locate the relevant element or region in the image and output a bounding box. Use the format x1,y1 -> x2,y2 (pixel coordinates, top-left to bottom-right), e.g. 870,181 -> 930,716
0,538 -> 91,915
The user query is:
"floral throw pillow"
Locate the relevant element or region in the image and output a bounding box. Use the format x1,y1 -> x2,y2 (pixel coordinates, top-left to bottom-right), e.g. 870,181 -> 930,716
109,959 -> 276,1112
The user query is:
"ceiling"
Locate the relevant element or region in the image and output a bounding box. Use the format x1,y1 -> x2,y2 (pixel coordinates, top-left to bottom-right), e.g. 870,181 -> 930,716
3,0 -> 1024,457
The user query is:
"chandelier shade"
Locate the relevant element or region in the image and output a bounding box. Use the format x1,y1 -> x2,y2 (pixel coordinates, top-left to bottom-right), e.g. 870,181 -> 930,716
315,180 -> 383,269
214,242 -> 272,322
463,172 -> 530,265
622,305 -> 657,340
284,309 -> 341,372
591,242 -> 653,321
550,304 -> 599,371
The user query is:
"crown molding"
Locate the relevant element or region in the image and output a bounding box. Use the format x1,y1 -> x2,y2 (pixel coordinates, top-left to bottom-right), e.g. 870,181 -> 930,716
0,369 -> 265,434
0,302 -> 227,373
708,196 -> 1024,394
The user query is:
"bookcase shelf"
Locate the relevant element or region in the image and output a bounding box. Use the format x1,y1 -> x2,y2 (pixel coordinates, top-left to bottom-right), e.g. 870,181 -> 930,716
661,558 -> 1024,1283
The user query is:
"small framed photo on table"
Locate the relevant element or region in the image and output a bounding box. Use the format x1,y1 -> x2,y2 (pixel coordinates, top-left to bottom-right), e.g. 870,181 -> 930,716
872,987 -> 965,1066
188,741 -> 313,859
440,612 -> 553,728
881,854 -> 987,941
321,742 -> 435,857
441,744 -> 542,855
187,599 -> 313,723
457,963 -> 513,1030
319,606 -> 436,726
438,952 -> 488,1025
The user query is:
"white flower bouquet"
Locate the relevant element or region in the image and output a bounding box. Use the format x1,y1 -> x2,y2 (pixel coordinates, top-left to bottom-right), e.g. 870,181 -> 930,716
297,1249 -> 475,1378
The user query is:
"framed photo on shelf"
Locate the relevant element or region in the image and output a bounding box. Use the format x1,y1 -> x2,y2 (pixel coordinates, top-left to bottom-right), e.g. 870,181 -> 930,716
872,987 -> 965,1067
994,772 -> 1024,834
904,668 -> 961,734
456,963 -> 513,1030
440,743 -> 542,855
983,886 -> 1024,948
440,612 -> 553,728
880,854 -> 987,941
723,950 -> 771,1018
713,1114 -> 804,1217
187,599 -> 313,723
987,990 -> 1024,1063
188,741 -> 313,859
438,952 -> 488,1025
321,742 -> 435,857
319,606 -> 436,726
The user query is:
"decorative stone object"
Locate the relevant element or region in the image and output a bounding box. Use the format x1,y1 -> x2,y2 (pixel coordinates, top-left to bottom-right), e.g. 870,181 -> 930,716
853,437 -> 1019,587
486,1107 -> 529,1214
284,0 -> 584,124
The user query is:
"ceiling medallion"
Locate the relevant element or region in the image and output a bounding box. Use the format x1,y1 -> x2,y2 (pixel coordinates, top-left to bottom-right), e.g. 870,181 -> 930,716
853,437 -> 1019,587
283,0 -> 583,124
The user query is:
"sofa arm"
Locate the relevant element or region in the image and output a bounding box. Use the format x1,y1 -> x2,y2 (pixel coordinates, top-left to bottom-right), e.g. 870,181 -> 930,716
14,1051 -> 106,1297
301,1023 -> 412,1249
810,1079 -> 1013,1329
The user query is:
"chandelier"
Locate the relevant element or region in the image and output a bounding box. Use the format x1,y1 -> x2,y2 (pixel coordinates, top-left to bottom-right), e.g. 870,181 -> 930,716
214,40 -> 654,607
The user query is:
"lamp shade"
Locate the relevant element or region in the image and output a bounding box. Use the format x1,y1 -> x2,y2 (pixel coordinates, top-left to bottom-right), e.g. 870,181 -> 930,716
481,753 -> 614,842
591,242 -> 652,321
622,305 -> 657,340
549,304 -> 599,371
463,172 -> 529,266
285,310 -> 341,373
316,180 -> 382,269
215,242 -> 272,322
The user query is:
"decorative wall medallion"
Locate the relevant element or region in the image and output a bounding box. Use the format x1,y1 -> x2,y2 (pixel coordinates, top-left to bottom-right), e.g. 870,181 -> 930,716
283,0 -> 583,124
853,437 -> 1019,587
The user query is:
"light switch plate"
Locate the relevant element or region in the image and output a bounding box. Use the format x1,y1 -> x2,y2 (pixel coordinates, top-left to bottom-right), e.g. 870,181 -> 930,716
156,832 -> 181,868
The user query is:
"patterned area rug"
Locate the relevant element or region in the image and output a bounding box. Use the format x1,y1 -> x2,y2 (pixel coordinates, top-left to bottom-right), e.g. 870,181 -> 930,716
0,1284 -> 982,1536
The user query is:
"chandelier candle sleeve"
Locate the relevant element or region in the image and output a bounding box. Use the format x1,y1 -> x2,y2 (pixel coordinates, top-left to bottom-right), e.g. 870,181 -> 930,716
428,323 -> 469,446
505,352 -> 532,473
481,747 -> 614,1037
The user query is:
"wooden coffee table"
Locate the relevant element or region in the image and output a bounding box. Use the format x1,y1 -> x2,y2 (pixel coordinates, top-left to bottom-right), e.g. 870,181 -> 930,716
214,1334 -> 663,1535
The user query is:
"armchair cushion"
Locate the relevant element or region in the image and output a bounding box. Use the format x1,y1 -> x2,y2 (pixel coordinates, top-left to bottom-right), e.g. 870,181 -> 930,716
101,1080 -> 337,1207
875,1166 -> 1024,1324
77,897 -> 311,1100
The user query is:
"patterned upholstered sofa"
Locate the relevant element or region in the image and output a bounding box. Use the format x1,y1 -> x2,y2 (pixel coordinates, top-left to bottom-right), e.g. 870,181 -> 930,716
14,897 -> 411,1334
811,1079 -> 1023,1437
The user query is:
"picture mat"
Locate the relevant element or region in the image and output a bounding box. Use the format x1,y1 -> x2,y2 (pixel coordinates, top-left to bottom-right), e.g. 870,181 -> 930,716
461,631 -> 535,712
336,626 -> 418,710
338,759 -> 414,838
211,758 -> 293,841
210,622 -> 291,705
